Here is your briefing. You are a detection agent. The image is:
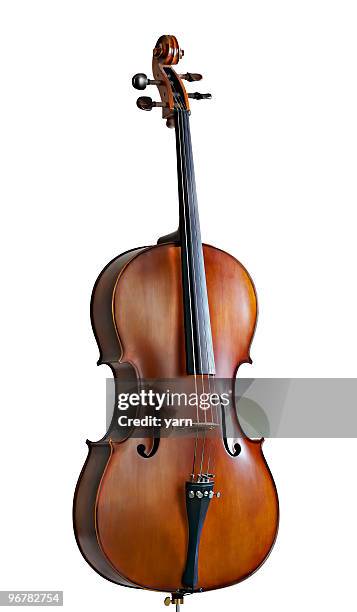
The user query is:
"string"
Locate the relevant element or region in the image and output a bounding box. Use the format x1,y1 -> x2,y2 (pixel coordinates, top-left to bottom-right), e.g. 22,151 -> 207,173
182,109 -> 223,478
174,83 -> 224,481
178,108 -> 206,478
174,102 -> 200,479
179,105 -> 219,479
181,111 -> 210,477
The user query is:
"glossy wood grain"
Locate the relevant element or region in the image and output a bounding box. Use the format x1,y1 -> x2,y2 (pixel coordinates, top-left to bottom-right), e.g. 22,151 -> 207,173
73,441 -> 135,586
74,32 -> 278,595
112,244 -> 257,379
74,243 -> 279,592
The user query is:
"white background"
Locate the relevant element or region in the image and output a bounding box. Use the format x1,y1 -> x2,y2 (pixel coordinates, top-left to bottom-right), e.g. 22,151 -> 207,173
1,1 -> 356,611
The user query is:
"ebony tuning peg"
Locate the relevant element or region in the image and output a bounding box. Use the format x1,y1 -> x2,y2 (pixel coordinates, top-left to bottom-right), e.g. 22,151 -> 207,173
179,72 -> 202,82
132,73 -> 161,90
188,92 -> 212,100
136,96 -> 165,111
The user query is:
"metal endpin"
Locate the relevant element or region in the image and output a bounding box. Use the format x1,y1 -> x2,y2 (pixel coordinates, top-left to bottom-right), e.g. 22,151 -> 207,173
164,596 -> 184,610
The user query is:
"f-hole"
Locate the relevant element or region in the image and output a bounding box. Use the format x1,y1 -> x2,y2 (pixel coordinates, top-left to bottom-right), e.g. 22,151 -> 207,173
137,437 -> 160,458
221,402 -> 241,457
223,439 -> 241,457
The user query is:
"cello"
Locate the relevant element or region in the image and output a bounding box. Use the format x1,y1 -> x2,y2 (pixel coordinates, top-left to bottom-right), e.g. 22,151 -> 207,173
73,34 -> 279,605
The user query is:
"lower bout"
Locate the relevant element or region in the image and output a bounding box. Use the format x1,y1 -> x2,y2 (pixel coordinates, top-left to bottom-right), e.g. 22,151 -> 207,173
95,509 -> 278,593
95,455 -> 279,592
73,443 -> 137,587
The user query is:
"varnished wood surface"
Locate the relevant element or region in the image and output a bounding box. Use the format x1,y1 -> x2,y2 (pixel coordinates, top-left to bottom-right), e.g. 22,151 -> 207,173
112,244 -> 257,379
91,247 -> 146,366
96,435 -> 278,592
74,243 -> 279,592
74,247 -> 144,587
73,441 -> 135,586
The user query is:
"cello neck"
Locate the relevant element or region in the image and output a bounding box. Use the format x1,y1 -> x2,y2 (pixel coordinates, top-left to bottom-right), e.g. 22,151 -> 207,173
174,109 -> 216,376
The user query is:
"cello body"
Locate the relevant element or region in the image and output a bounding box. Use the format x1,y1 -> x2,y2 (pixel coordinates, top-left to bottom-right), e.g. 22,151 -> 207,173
74,243 -> 278,592
73,35 -> 278,599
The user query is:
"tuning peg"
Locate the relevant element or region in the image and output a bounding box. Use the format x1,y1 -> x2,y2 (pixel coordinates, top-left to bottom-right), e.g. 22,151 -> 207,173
136,96 -> 165,111
188,92 -> 212,100
132,73 -> 161,90
179,72 -> 202,82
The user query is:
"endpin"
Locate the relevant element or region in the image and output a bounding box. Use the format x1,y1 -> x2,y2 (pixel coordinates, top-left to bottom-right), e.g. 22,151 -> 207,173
164,595 -> 184,612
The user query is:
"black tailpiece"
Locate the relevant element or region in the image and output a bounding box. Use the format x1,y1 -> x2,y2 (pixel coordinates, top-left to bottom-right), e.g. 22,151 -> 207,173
182,481 -> 214,589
